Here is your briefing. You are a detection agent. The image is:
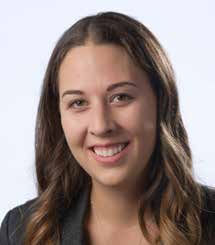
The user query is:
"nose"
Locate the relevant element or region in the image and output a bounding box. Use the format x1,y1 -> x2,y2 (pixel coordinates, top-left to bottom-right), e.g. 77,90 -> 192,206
88,103 -> 116,137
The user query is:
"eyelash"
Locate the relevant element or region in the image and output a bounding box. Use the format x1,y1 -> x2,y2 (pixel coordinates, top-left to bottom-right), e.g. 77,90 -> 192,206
68,93 -> 133,109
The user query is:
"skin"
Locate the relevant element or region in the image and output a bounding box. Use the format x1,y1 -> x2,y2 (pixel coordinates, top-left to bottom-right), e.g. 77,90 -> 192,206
58,42 -> 158,243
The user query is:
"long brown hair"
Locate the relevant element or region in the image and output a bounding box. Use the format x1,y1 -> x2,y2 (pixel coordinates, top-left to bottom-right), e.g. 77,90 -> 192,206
24,12 -> 205,244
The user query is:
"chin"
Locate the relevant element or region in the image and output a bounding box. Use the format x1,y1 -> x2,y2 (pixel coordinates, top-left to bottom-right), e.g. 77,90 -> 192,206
92,174 -> 132,189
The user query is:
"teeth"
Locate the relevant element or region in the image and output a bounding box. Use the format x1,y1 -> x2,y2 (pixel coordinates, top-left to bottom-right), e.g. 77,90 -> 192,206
94,143 -> 127,157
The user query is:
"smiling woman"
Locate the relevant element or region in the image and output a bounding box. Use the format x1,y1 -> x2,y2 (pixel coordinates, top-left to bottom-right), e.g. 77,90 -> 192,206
59,44 -> 157,193
0,11 -> 215,245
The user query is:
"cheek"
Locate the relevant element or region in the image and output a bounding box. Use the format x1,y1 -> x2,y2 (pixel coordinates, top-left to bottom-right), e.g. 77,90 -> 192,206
129,102 -> 157,153
61,116 -> 91,173
121,102 -> 157,135
60,115 -> 86,147
139,112 -> 157,156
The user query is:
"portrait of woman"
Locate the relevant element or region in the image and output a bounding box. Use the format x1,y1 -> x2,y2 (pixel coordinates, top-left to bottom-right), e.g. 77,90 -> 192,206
0,11 -> 214,245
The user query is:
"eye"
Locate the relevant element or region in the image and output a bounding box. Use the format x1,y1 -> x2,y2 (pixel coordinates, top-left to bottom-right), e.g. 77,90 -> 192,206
68,99 -> 87,109
111,93 -> 133,103
67,93 -> 133,110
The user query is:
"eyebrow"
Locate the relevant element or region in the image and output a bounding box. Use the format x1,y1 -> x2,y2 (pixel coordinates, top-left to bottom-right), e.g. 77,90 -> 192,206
61,81 -> 137,98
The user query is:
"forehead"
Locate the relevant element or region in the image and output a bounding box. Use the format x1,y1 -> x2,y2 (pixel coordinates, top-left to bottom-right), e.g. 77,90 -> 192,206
58,43 -> 149,94
59,43 -> 133,73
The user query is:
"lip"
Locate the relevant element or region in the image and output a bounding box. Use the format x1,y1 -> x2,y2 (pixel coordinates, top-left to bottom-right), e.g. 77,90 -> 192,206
88,141 -> 131,165
88,141 -> 130,149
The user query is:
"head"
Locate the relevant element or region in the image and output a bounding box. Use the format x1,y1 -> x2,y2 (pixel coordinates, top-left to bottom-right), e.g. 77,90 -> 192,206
30,12 -> 202,245
36,11 -> 189,195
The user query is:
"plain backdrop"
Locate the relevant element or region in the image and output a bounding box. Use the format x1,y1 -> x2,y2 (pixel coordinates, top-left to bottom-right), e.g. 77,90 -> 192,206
0,0 -> 214,223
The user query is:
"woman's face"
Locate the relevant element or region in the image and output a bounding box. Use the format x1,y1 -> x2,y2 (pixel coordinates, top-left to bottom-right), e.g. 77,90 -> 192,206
59,43 -> 157,191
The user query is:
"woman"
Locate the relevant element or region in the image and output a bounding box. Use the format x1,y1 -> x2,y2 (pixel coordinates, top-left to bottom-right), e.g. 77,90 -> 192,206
0,11 -> 214,245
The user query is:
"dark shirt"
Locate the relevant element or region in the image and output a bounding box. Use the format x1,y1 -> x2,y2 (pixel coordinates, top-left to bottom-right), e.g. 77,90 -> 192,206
0,185 -> 215,244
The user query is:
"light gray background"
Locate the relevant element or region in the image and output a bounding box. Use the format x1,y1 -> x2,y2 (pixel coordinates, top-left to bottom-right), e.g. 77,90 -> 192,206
0,0 -> 214,223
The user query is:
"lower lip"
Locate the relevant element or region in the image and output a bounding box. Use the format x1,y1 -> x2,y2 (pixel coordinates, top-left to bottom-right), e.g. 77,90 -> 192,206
88,142 -> 131,165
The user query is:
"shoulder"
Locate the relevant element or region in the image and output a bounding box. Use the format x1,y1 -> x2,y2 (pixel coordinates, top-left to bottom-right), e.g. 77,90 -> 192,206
0,186 -> 90,245
200,185 -> 215,243
201,184 -> 215,211
0,198 -> 37,245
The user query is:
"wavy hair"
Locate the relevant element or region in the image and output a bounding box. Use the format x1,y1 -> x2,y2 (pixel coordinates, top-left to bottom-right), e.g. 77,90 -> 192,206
24,12 -> 205,245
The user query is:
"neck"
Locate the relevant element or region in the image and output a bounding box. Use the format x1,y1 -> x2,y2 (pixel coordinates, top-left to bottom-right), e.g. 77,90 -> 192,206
89,180 -> 143,230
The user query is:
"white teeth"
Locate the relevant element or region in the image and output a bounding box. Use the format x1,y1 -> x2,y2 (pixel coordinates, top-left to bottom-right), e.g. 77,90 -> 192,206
94,143 -> 127,157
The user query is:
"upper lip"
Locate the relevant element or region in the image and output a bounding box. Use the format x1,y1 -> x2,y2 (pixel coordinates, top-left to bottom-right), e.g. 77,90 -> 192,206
88,141 -> 130,149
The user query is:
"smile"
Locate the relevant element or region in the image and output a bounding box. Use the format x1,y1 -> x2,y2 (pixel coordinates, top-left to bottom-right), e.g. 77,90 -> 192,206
93,142 -> 128,157
89,141 -> 130,165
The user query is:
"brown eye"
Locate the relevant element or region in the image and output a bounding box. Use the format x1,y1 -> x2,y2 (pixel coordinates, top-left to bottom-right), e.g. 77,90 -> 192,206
69,99 -> 87,109
111,93 -> 133,103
